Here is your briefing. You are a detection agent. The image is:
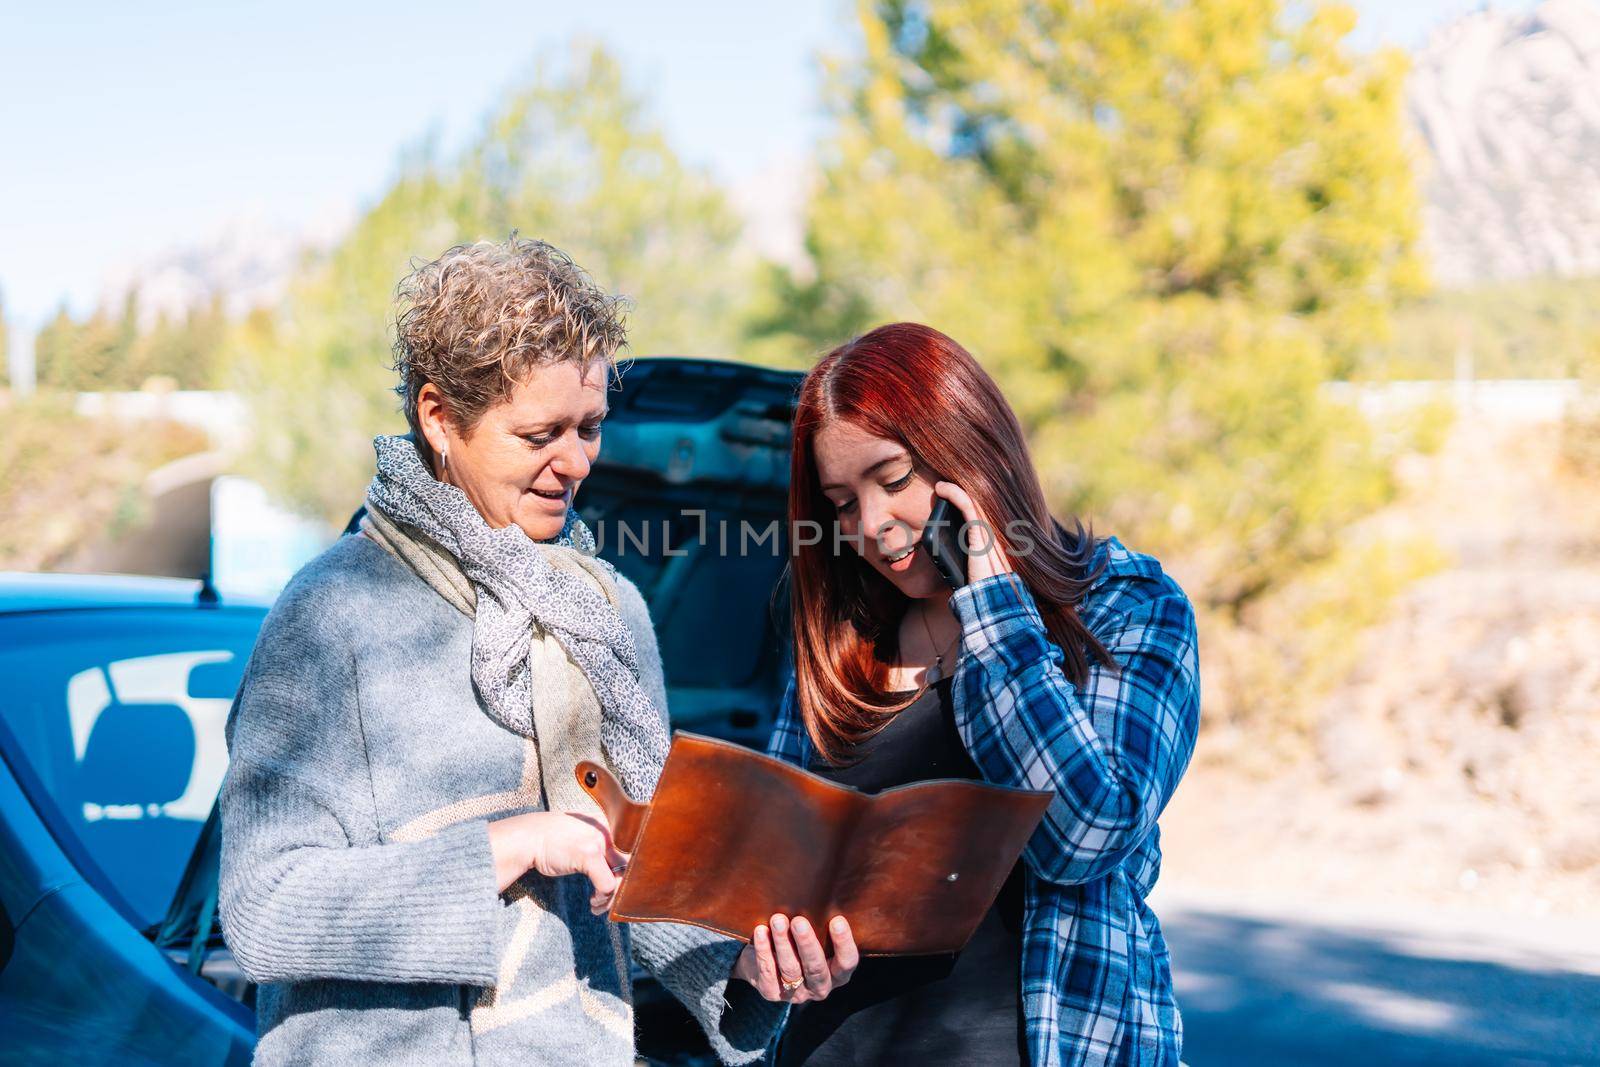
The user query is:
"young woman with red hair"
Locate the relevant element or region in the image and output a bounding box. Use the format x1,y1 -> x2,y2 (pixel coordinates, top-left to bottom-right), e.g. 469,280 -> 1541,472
749,323 -> 1201,1066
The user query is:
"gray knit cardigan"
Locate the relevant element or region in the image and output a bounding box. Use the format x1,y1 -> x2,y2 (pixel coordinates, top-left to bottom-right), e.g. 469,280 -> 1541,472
217,532 -> 781,1065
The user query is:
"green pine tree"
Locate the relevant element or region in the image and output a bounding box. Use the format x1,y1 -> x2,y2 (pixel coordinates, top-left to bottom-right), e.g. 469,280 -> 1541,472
759,0 -> 1427,615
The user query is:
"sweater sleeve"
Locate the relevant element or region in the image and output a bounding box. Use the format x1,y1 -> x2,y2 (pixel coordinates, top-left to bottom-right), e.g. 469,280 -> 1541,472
630,922 -> 787,1065
217,574 -> 503,986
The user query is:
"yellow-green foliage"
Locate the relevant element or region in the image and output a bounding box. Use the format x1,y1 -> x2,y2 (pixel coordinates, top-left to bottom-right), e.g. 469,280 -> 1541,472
1561,345 -> 1600,478
1382,275 -> 1600,381
1204,531 -> 1448,754
0,395 -> 208,570
756,0 -> 1426,621
1563,397 -> 1600,479
232,44 -> 751,524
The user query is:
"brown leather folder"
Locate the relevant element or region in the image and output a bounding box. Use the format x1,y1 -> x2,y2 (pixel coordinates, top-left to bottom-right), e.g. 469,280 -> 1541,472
576,732 -> 1051,956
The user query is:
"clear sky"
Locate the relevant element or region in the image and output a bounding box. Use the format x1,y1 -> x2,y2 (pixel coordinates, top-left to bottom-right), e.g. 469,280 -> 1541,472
0,0 -> 1546,328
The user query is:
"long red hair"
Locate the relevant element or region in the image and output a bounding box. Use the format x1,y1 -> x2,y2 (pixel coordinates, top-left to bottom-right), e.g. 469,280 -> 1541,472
789,323 -> 1113,762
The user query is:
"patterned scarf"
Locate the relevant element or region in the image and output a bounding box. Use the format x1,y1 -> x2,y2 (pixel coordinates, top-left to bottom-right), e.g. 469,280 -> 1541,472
365,433 -> 668,800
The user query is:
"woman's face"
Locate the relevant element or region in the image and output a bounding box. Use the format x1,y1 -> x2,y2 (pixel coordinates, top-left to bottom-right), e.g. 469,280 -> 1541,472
419,359 -> 609,541
813,420 -> 946,599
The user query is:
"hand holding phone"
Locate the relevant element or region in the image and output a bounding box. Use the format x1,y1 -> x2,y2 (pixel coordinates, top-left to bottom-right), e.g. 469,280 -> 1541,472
920,497 -> 969,589
926,481 -> 1015,585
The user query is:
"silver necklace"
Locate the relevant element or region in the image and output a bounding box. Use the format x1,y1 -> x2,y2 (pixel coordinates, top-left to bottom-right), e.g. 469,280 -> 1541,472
915,602 -> 961,684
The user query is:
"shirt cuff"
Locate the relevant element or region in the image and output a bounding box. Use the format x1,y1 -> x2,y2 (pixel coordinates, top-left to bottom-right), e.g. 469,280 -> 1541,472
951,573 -> 1045,641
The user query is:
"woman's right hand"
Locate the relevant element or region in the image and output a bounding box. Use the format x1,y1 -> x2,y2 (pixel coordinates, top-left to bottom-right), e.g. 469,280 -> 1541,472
733,913 -> 859,1003
487,811 -> 626,912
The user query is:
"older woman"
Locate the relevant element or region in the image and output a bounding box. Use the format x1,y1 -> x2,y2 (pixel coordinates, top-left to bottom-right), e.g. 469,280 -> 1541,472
217,236 -> 793,1065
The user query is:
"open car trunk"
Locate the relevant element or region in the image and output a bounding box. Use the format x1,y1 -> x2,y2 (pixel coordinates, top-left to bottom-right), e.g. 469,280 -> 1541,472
156,358 -> 805,1045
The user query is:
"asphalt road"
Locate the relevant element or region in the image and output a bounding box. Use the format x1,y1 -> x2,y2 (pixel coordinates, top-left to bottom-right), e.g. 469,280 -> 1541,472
1161,901 -> 1600,1066
641,897 -> 1600,1066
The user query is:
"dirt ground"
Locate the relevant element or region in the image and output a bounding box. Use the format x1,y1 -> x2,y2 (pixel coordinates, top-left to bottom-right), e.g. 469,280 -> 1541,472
1159,409 -> 1600,922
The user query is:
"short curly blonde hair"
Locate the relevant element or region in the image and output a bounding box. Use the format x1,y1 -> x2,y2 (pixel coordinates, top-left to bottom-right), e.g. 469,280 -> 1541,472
392,234 -> 628,459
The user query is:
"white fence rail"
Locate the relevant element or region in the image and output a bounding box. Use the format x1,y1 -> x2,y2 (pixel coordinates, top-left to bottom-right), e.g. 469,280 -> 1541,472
74,390 -> 253,449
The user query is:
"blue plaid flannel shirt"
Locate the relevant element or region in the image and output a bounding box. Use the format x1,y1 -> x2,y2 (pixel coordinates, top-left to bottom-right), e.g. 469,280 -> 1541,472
766,536 -> 1200,1066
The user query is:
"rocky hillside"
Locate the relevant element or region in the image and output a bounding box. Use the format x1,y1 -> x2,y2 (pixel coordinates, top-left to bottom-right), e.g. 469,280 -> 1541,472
1160,406 -> 1600,920
1409,0 -> 1600,285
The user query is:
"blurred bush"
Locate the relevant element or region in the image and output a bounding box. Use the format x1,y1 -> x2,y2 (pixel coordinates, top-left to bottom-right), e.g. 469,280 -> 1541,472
1561,345 -> 1600,479
0,394 -> 208,570
1381,276 -> 1600,381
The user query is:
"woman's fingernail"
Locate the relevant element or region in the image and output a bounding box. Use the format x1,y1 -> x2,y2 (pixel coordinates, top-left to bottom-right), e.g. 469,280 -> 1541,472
831,917 -> 847,933
772,915 -> 787,933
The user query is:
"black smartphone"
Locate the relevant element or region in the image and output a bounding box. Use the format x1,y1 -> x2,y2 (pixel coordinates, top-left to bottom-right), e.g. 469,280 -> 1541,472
920,497 -> 969,589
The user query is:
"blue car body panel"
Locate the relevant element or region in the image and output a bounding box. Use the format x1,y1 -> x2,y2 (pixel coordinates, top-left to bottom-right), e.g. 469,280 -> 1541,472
0,572 -> 270,615
0,743 -> 254,1064
0,578 -> 263,1064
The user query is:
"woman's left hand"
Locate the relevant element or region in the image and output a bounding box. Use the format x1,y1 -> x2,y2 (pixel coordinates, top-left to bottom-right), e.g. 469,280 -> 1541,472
933,481 -> 1014,582
732,913 -> 859,1004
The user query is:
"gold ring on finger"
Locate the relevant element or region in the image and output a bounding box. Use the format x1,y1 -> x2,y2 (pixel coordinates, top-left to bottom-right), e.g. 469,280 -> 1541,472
780,974 -> 804,993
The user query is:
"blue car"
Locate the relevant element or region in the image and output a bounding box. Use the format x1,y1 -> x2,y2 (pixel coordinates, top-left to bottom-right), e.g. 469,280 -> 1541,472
0,573 -> 263,1064
0,358 -> 802,1064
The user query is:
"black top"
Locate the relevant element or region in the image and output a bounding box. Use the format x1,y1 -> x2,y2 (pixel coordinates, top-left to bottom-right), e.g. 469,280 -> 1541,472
776,675 -> 1027,1066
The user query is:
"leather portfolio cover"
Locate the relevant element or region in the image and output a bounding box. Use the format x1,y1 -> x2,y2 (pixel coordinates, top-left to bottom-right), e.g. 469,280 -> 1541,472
576,732 -> 1052,956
